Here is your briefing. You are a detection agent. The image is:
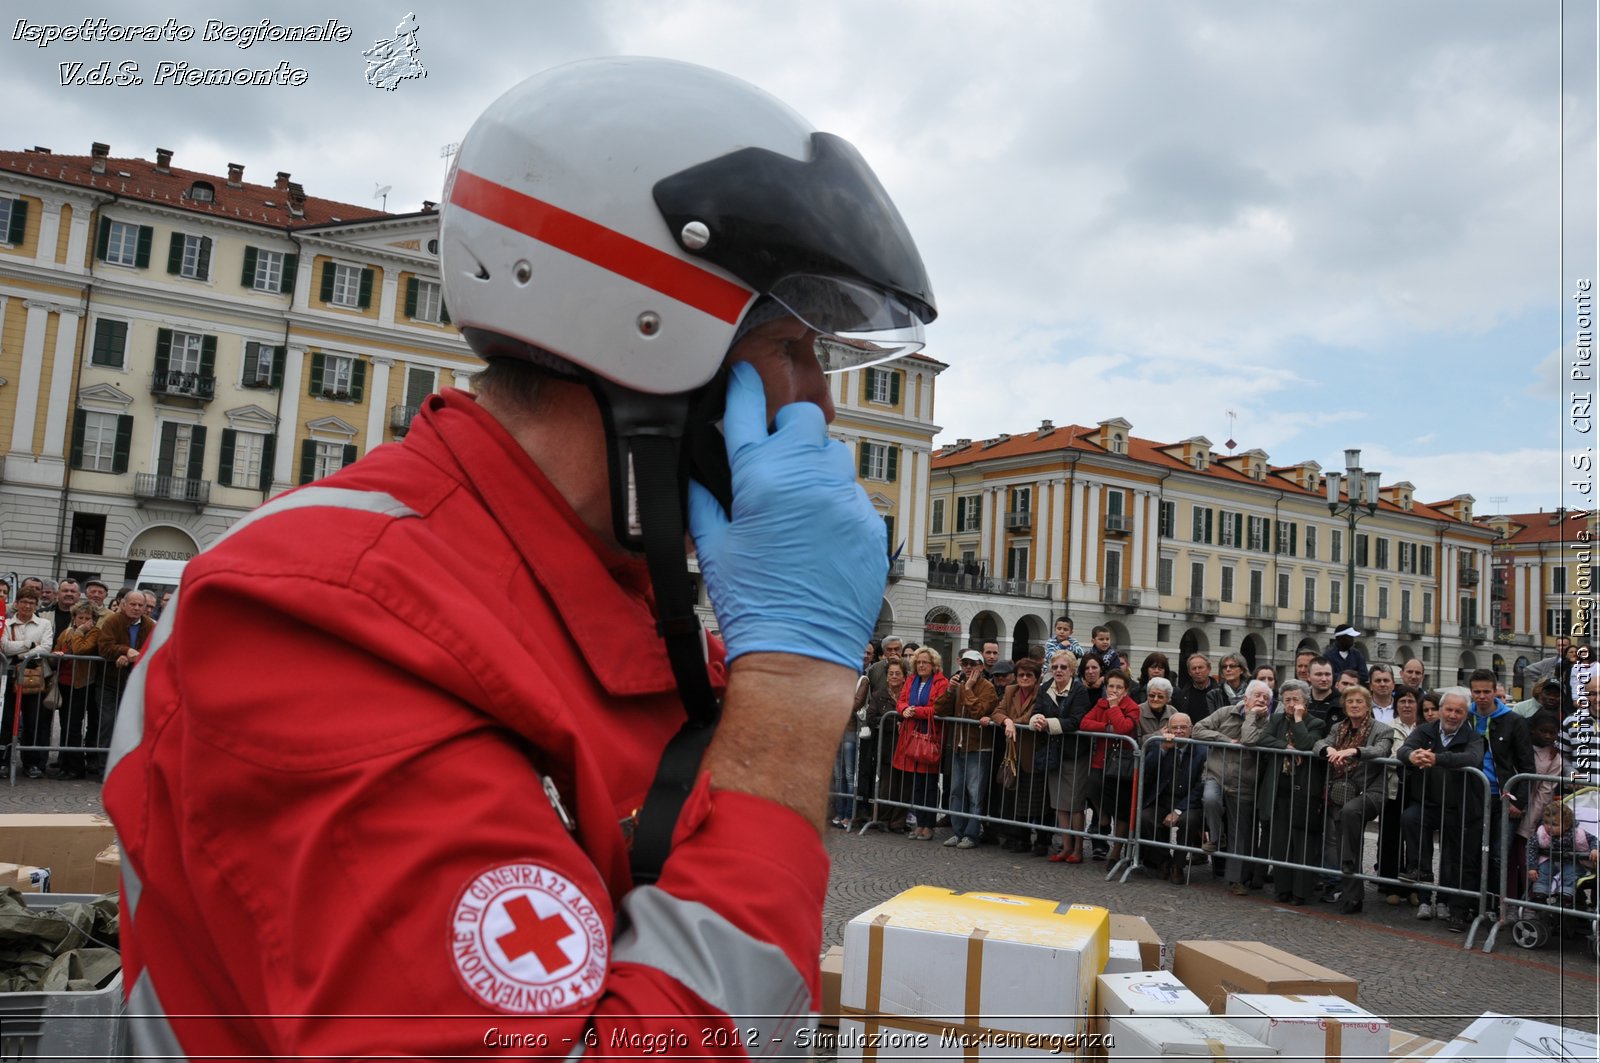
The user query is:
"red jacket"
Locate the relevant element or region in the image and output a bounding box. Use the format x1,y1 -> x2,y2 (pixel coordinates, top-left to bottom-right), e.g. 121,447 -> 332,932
890,671 -> 948,773
1080,694 -> 1139,769
103,391 -> 826,1058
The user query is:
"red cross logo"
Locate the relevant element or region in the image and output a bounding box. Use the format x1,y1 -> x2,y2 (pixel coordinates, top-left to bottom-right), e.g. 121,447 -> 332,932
495,896 -> 575,972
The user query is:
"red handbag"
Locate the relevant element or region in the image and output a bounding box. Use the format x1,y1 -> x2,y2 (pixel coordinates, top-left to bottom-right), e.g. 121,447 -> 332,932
902,720 -> 942,769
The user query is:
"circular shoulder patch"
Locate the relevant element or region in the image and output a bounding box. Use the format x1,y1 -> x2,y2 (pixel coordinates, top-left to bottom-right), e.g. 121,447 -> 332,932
450,863 -> 609,1013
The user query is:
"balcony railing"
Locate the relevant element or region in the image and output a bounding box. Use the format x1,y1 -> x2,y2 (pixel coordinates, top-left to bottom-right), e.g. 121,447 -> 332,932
1463,623 -> 1488,642
1245,603 -> 1278,624
1490,575 -> 1508,600
1104,513 -> 1131,535
133,473 -> 210,507
1101,587 -> 1142,611
927,569 -> 1052,599
1353,613 -> 1380,632
1005,510 -> 1031,531
1185,596 -> 1219,617
1397,618 -> 1425,639
1458,567 -> 1480,587
150,370 -> 215,401
390,404 -> 419,434
888,557 -> 906,582
1301,609 -> 1331,628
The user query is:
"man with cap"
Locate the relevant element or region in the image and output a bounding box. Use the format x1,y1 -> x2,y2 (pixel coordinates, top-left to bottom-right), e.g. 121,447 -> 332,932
1325,626 -> 1369,684
82,580 -> 110,620
945,649 -> 999,849
1512,679 -> 1565,720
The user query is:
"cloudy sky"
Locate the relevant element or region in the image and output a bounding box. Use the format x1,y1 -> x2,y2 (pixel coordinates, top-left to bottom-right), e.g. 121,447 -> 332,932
3,1 -> 1594,516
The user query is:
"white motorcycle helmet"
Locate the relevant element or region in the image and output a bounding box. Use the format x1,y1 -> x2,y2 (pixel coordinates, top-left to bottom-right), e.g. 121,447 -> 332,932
441,56 -> 936,394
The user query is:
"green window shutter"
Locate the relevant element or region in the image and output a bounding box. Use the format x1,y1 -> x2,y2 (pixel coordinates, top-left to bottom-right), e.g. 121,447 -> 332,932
1205,509 -> 1214,544
217,429 -> 236,487
154,328 -> 172,378
319,261 -> 336,303
199,335 -> 217,379
270,347 -> 284,388
886,446 -> 899,482
1290,523 -> 1299,557
70,410 -> 86,469
91,319 -> 125,367
357,268 -> 375,309
167,233 -> 184,274
956,496 -> 967,528
350,358 -> 367,403
889,371 -> 901,406
342,443 -> 358,468
439,300 -> 450,325
242,343 -> 259,383
95,217 -> 110,260
134,225 -> 153,268
187,425 -> 207,482
6,200 -> 26,244
241,246 -> 258,287
282,254 -> 298,294
299,439 -> 316,485
196,236 -> 212,280
112,415 -> 133,474
157,422 -> 178,476
404,276 -> 418,318
258,434 -> 276,492
858,441 -> 871,478
309,352 -> 325,396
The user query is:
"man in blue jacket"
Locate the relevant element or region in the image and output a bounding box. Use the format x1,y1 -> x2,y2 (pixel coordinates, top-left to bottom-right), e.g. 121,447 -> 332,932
1465,668 -> 1535,924
1140,713 -> 1208,884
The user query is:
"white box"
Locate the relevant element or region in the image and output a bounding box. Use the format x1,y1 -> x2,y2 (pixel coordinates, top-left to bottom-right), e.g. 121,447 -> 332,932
1097,971 -> 1209,1019
1433,1012 -> 1599,1062
1106,1015 -> 1276,1060
838,886 -> 1109,1060
1226,994 -> 1389,1061
1102,939 -> 1143,975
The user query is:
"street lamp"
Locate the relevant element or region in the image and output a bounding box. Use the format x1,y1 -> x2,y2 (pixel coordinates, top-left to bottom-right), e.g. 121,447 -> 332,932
1325,449 -> 1380,631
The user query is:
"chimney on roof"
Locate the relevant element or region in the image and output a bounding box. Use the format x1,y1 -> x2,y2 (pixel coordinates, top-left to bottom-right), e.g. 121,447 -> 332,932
956,438 -> 972,448
275,171 -> 291,191
286,181 -> 306,217
421,200 -> 437,213
90,142 -> 109,174
1039,418 -> 1053,432
154,147 -> 173,173
30,146 -> 51,155
227,162 -> 244,188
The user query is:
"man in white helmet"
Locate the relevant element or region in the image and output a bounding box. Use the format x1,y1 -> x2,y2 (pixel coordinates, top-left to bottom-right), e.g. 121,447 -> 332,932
103,57 -> 935,1057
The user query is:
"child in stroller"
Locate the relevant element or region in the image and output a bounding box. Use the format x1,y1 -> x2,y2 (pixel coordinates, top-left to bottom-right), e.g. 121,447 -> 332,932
1513,798 -> 1598,951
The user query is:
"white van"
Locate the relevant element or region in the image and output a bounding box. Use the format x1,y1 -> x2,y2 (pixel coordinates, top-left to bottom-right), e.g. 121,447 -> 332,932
133,558 -> 188,605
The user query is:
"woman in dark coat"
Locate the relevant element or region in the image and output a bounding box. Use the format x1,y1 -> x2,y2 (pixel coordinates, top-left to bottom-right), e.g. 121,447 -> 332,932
1034,650 -> 1094,861
1253,678 -> 1328,905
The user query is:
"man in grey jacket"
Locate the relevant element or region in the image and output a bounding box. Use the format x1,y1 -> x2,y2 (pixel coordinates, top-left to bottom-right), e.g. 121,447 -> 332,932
1194,680 -> 1273,895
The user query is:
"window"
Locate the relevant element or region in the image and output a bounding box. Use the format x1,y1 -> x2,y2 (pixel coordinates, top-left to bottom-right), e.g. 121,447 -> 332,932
153,328 -> 217,398
865,367 -> 900,405
69,512 -> 105,555
1191,505 -> 1214,544
242,342 -> 283,389
1354,533 -> 1369,567
188,182 -> 214,203
1278,572 -> 1291,609
931,498 -> 945,535
1378,585 -> 1390,618
956,495 -> 981,533
1376,537 -> 1390,570
97,219 -> 151,267
1248,569 -> 1263,605
1158,557 -> 1175,596
168,331 -> 203,374
1221,565 -> 1235,603
1554,566 -> 1569,594
308,353 -> 366,401
1397,541 -> 1415,574
219,430 -> 273,491
1159,500 -> 1176,538
1353,582 -> 1367,617
1219,511 -> 1240,548
1008,545 -> 1031,581
242,247 -> 296,294
857,441 -> 898,481
0,197 -> 26,244
1547,607 -> 1574,637
405,277 -> 450,324
321,262 -> 374,309
70,410 -> 130,473
1012,486 -> 1032,515
883,516 -> 895,553
1423,592 -> 1434,624
1189,561 -> 1206,599
1103,547 -> 1121,588
1305,525 -> 1318,560
90,319 -> 128,368
167,233 -> 212,280
1247,515 -> 1268,552
1331,579 -> 1343,616
1331,528 -> 1343,564
1275,520 -> 1297,556
1304,576 -> 1317,612
300,440 -> 359,484
156,421 -> 207,484
1420,544 -> 1434,577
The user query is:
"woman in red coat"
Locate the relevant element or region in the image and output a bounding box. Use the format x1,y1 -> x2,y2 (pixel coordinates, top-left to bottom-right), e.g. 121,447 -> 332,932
1081,668 -> 1140,862
891,647 -> 950,839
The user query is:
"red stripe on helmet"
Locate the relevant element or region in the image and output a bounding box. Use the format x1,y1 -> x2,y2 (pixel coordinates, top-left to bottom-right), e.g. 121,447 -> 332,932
449,170 -> 751,325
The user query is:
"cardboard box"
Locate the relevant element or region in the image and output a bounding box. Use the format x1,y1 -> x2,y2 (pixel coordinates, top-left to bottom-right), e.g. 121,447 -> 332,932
1097,971 -> 1208,1019
0,814 -> 116,894
1173,941 -> 1358,1013
1103,939 -> 1143,975
1390,1028 -> 1450,1060
1105,1015 -> 1276,1060
838,886 -> 1109,1059
818,945 -> 844,1029
0,862 -> 49,893
1108,913 -> 1163,970
1226,994 -> 1389,1061
92,843 -> 121,896
1433,1013 -> 1598,1062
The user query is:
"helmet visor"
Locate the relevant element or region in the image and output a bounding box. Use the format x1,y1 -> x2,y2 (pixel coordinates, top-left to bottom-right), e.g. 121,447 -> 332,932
767,273 -> 927,372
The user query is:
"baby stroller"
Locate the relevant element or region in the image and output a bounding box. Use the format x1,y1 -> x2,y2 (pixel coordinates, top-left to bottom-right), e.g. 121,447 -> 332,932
1510,787 -> 1599,956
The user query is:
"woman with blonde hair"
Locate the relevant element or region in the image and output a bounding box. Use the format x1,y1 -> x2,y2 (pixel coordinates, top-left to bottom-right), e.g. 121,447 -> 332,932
1035,650 -> 1094,862
891,646 -> 951,840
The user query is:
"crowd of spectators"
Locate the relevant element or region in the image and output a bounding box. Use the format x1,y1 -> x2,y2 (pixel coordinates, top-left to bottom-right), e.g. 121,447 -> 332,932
833,615 -> 1600,933
1,575 -> 163,779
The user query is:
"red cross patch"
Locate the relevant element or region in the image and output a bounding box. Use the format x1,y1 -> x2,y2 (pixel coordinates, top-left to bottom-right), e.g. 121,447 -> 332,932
450,864 -> 609,1013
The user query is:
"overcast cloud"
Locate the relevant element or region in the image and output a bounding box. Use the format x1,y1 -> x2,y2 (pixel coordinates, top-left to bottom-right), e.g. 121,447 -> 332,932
2,0 -> 1593,515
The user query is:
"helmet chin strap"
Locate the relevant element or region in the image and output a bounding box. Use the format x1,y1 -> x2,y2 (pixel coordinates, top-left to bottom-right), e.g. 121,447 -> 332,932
587,374 -> 730,887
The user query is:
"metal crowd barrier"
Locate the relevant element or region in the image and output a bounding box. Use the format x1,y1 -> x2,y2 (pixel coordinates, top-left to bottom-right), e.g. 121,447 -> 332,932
1129,734 -> 1496,947
1481,773 -> 1600,955
4,652 -> 134,785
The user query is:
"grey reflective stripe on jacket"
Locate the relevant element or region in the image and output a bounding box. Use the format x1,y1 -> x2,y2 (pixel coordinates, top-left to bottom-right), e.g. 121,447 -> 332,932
614,887 -> 812,1057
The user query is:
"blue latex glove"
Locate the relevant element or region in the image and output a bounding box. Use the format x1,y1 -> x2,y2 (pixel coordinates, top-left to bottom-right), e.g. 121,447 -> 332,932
688,362 -> 888,669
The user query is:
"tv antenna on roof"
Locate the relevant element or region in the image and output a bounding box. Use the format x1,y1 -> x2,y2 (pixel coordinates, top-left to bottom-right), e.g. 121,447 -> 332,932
1224,410 -> 1238,452
1488,495 -> 1509,514
374,183 -> 392,210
